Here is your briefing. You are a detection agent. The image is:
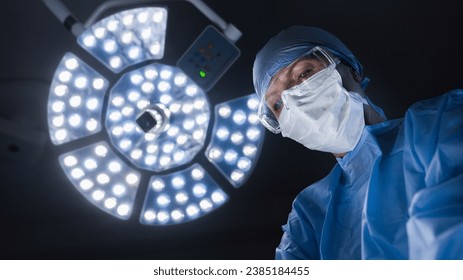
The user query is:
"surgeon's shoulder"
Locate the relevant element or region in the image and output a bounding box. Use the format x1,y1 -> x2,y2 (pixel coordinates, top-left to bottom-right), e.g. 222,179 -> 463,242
404,89 -> 463,131
403,89 -> 463,167
406,89 -> 463,118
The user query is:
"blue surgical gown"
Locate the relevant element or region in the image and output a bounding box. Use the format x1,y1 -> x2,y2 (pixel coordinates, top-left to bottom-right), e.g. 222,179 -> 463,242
276,90 -> 463,259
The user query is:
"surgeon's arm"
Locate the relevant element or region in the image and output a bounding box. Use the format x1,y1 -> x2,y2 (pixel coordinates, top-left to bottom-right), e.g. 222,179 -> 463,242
403,89 -> 463,259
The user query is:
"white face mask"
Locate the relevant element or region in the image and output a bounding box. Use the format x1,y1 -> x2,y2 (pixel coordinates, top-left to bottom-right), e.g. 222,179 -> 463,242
278,67 -> 366,154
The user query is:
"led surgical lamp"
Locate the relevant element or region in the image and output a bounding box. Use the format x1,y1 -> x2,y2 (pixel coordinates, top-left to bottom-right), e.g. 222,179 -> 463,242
42,0 -> 241,90
43,0 -> 264,225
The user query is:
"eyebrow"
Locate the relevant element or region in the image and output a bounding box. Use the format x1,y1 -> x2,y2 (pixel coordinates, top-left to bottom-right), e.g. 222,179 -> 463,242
267,63 -> 297,91
266,58 -> 319,98
272,56 -> 321,82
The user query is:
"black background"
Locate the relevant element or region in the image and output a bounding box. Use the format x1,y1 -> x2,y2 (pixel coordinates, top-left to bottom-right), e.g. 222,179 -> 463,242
0,0 -> 462,259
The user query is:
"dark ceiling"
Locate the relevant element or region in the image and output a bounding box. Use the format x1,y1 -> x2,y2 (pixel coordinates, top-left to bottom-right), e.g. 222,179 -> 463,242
0,0 -> 462,259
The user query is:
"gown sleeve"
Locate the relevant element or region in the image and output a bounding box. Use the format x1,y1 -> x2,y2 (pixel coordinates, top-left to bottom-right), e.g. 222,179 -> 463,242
275,174 -> 336,260
275,210 -> 316,260
403,89 -> 463,259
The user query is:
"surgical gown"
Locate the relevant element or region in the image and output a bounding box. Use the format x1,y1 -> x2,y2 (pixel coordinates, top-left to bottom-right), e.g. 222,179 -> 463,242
276,90 -> 463,259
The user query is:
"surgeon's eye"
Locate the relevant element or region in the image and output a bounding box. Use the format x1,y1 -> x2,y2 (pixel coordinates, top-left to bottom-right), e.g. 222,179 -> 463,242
298,70 -> 314,82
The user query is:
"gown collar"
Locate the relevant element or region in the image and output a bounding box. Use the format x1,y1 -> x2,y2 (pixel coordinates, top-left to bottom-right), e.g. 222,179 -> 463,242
335,122 -> 392,184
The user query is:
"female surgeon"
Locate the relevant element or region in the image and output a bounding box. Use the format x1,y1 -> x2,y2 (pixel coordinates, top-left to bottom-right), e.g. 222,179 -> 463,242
253,25 -> 463,259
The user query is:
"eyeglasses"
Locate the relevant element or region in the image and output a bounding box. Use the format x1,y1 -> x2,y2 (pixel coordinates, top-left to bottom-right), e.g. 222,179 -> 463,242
257,46 -> 338,134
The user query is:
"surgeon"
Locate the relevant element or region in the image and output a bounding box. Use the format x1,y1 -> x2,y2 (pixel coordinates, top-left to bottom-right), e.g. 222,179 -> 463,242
253,25 -> 463,259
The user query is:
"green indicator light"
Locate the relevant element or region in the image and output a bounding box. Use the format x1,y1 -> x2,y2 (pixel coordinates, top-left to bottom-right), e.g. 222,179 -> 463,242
199,70 -> 206,78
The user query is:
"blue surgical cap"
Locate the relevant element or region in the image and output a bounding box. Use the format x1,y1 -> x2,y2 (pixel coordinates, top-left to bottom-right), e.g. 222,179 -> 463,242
253,26 -> 364,98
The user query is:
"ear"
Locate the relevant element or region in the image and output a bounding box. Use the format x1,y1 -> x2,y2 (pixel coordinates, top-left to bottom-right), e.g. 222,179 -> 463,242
350,67 -> 361,83
336,63 -> 364,94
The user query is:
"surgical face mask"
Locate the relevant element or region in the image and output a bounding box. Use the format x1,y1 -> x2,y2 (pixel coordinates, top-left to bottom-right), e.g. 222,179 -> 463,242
278,67 -> 366,154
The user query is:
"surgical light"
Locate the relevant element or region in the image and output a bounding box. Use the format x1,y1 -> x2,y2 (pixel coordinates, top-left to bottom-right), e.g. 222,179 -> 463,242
48,53 -> 108,145
77,7 -> 167,73
44,0 -> 264,226
60,142 -> 140,219
206,95 -> 264,188
105,63 -> 210,172
141,164 -> 228,225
